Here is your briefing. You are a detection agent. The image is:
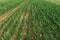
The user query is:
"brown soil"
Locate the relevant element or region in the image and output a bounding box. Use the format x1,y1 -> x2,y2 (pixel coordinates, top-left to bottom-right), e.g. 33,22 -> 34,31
37,21 -> 44,40
30,10 -> 34,40
20,10 -> 28,40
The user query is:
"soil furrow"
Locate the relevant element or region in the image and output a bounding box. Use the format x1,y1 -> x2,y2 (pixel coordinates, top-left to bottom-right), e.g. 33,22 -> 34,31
30,10 -> 34,40
20,10 -> 28,40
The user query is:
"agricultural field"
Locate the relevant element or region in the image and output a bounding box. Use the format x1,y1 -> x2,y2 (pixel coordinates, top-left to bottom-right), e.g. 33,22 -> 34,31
46,0 -> 60,5
0,0 -> 60,40
0,0 -> 22,15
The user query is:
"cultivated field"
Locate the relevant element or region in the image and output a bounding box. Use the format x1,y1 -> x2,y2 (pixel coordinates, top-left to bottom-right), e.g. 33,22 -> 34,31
0,0 -> 60,40
0,0 -> 10,2
46,0 -> 60,5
